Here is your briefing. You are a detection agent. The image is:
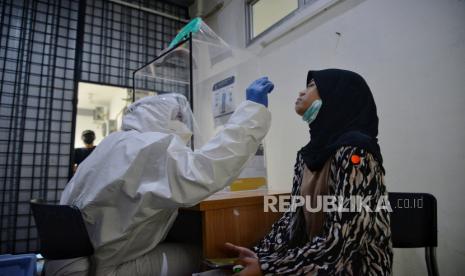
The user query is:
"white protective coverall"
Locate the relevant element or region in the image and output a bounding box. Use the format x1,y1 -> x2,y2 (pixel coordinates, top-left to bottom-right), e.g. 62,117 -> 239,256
47,93 -> 271,275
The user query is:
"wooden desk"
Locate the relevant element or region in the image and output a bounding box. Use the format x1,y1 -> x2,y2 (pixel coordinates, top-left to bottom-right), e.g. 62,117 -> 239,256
167,190 -> 287,258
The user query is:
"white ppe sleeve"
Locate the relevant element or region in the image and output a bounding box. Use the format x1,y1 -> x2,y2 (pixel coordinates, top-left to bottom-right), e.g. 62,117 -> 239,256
165,100 -> 271,206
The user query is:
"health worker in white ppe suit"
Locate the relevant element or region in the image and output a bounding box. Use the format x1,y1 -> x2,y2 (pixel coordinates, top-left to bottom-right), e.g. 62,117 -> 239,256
44,77 -> 275,276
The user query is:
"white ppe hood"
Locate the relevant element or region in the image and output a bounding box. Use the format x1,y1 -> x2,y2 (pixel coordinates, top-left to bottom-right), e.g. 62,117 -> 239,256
122,93 -> 195,144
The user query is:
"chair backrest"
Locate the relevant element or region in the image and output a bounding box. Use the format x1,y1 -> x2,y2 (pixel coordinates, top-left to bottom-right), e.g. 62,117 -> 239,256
30,199 -> 94,259
388,192 -> 437,248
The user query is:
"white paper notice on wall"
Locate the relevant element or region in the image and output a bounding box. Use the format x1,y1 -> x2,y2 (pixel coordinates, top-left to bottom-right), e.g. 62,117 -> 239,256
212,75 -> 235,127
238,143 -> 267,179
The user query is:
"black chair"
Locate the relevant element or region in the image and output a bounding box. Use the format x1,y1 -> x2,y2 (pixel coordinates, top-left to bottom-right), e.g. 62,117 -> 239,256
30,199 -> 95,275
388,192 -> 439,276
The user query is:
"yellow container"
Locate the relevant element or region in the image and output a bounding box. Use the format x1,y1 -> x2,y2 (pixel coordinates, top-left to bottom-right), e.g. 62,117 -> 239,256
230,177 -> 266,191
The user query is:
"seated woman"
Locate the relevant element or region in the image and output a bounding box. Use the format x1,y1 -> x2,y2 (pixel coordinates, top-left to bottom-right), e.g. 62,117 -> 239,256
226,69 -> 393,275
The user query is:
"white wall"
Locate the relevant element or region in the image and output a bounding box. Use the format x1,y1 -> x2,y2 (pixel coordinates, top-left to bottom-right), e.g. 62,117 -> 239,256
203,0 -> 465,274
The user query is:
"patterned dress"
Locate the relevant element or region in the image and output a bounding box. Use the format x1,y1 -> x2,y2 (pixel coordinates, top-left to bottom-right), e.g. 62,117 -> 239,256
254,146 -> 393,275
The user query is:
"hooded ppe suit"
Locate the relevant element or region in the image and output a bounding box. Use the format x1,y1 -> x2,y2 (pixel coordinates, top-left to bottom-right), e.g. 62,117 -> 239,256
47,93 -> 271,275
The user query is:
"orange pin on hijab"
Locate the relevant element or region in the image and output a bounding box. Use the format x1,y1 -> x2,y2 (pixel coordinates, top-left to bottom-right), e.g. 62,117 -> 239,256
351,154 -> 361,165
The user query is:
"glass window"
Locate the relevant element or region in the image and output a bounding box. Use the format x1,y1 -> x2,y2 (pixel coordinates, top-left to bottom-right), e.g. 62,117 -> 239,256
249,0 -> 298,38
246,0 -> 329,45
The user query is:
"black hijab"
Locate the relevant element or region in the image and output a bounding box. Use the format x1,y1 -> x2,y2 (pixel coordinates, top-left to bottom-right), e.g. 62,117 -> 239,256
299,69 -> 384,173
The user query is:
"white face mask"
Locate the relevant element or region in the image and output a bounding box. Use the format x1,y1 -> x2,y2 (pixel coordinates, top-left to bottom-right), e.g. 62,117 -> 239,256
166,120 -> 193,144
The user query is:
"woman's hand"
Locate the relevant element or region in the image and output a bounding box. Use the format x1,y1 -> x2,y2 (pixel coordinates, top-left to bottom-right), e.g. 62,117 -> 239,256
224,243 -> 262,276
234,257 -> 263,276
224,242 -> 257,259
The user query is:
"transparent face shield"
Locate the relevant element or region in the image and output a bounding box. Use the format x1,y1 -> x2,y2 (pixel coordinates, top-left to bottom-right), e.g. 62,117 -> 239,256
133,18 -> 261,148
133,18 -> 266,190
134,19 -> 226,147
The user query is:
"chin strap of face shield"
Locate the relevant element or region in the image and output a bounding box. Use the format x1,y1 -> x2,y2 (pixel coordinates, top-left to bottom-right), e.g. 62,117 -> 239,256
167,94 -> 193,144
171,95 -> 189,123
166,120 -> 193,144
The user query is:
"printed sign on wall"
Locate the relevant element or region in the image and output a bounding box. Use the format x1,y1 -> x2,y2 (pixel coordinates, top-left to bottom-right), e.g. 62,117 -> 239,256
212,76 -> 235,127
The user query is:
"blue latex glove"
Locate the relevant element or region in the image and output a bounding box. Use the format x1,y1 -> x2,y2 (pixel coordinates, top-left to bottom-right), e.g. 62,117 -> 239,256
246,77 -> 275,107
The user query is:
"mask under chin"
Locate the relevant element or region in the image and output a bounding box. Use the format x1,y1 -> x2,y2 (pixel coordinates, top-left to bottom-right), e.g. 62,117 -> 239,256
302,99 -> 323,124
